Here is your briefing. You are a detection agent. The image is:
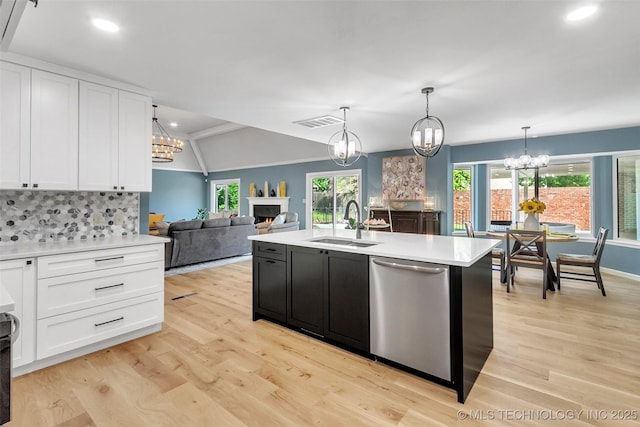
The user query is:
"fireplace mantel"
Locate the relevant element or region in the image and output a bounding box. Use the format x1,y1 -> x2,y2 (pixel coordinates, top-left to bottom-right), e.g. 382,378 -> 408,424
247,197 -> 290,217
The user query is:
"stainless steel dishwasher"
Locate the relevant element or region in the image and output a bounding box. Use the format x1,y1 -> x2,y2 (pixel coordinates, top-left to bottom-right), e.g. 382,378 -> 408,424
370,256 -> 451,381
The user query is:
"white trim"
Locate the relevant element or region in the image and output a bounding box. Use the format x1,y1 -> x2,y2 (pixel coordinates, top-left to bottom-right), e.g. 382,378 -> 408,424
188,139 -> 209,176
612,152 -> 640,243
600,266 -> 640,282
188,122 -> 246,140
305,169 -> 362,230
1,53 -> 152,96
207,156 -> 333,173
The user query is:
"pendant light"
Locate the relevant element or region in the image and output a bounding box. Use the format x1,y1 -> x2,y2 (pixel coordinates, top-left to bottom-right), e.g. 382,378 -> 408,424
503,126 -> 550,170
327,106 -> 362,167
151,105 -> 184,163
410,87 -> 445,158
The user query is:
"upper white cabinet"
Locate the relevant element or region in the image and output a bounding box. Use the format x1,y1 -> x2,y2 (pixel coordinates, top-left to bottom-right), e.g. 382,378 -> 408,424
118,91 -> 152,192
1,60 -> 151,192
79,83 -> 151,192
30,69 -> 79,190
0,62 -> 31,189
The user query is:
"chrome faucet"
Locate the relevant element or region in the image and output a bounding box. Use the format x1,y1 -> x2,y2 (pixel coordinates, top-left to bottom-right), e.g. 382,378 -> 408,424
344,199 -> 362,239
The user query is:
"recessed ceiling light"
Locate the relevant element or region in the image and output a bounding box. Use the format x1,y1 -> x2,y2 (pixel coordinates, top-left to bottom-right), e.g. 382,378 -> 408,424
566,5 -> 598,22
169,122 -> 179,128
92,18 -> 119,33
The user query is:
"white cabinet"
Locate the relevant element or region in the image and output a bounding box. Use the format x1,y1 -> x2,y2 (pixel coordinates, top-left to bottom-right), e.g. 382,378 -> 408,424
79,83 -> 152,192
30,69 -> 79,190
0,62 -> 31,189
36,243 -> 164,360
0,258 -> 36,369
78,81 -> 119,191
118,91 -> 152,192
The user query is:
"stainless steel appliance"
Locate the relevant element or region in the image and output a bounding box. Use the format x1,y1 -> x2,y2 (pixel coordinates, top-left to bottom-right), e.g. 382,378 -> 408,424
1,313 -> 19,425
370,256 -> 451,381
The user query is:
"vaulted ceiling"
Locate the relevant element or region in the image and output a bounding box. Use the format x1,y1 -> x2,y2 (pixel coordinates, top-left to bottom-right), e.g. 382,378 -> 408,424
4,1 -> 640,172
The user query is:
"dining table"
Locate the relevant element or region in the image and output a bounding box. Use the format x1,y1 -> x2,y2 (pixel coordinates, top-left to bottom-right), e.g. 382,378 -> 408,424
486,230 -> 579,291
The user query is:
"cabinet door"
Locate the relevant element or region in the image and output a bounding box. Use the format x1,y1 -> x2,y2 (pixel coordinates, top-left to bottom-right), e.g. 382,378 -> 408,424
0,259 -> 36,368
118,91 -> 151,191
79,81 -> 119,191
324,251 -> 370,352
30,70 -> 78,190
392,212 -> 419,233
0,61 -> 31,189
253,256 -> 287,322
287,246 -> 324,335
422,212 -> 441,235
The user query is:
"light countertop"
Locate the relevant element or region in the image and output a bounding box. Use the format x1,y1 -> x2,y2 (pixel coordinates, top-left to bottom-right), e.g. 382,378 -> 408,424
0,235 -> 169,261
249,229 -> 500,267
0,285 -> 15,313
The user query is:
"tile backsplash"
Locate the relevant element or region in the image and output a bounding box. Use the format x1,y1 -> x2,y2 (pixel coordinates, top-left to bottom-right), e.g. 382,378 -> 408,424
0,190 -> 139,244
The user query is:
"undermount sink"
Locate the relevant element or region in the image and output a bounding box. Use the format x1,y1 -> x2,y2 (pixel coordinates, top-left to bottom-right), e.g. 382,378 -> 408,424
308,237 -> 380,248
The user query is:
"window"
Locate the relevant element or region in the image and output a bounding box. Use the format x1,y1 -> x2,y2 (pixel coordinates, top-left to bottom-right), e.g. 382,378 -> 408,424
490,166 -> 513,225
210,179 -> 240,212
305,171 -> 361,229
453,167 -> 472,231
616,155 -> 639,241
534,162 -> 591,232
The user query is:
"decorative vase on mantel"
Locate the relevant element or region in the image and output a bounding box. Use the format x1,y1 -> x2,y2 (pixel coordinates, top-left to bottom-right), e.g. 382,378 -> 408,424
524,213 -> 540,231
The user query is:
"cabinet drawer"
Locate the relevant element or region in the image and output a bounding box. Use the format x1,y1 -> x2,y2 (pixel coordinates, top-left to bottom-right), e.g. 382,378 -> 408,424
36,292 -> 163,359
37,260 -> 164,319
38,244 -> 164,278
253,241 -> 286,261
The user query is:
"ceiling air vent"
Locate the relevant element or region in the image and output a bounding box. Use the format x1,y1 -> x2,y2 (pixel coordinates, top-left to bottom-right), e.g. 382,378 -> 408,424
293,115 -> 344,129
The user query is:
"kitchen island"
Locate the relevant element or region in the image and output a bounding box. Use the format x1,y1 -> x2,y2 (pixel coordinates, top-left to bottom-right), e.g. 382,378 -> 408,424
249,229 -> 500,403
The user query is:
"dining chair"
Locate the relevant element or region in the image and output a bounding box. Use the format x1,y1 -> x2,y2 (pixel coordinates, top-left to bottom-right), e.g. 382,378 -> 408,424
506,230 -> 548,299
556,227 -> 608,296
464,221 -> 507,283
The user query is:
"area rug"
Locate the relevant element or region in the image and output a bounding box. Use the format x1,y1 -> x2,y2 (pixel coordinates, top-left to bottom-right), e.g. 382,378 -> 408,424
164,254 -> 252,277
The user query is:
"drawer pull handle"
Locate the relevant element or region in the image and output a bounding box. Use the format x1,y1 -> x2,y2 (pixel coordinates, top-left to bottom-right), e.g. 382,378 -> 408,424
95,316 -> 124,327
95,283 -> 124,292
264,248 -> 276,252
95,256 -> 124,263
266,260 -> 276,264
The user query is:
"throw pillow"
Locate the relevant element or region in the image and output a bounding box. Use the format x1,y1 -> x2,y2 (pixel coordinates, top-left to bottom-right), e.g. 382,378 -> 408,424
149,213 -> 165,229
203,218 -> 231,228
231,216 -> 255,226
209,211 -> 223,219
154,221 -> 170,236
272,213 -> 286,225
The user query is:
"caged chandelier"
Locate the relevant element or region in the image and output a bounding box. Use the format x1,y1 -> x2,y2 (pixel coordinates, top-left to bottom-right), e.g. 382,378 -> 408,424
410,87 -> 445,158
327,106 -> 362,167
503,126 -> 549,170
151,105 -> 184,163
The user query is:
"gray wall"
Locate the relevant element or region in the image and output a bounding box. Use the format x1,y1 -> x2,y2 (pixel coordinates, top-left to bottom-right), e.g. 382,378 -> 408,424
149,169 -> 208,222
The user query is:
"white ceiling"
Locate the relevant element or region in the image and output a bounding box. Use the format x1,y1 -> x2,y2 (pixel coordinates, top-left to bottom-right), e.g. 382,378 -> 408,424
5,1 -> 640,172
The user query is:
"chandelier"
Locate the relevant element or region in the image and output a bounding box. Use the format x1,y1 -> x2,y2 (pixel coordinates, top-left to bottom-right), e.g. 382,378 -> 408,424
151,105 -> 183,163
503,126 -> 549,170
327,106 -> 362,167
410,87 -> 445,158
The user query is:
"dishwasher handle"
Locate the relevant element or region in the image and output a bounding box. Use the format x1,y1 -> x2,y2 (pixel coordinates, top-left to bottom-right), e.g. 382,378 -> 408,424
372,258 -> 447,274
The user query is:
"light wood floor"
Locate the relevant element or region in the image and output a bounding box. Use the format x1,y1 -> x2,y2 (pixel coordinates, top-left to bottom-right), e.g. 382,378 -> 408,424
8,262 -> 640,426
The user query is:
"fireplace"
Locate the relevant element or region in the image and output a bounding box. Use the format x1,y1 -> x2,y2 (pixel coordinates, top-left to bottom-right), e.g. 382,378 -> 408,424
253,205 -> 281,223
247,197 -> 290,223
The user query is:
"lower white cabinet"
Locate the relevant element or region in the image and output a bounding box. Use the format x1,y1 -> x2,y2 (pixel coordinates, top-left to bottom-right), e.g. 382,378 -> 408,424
0,241 -> 165,373
0,258 -> 36,368
37,292 -> 163,359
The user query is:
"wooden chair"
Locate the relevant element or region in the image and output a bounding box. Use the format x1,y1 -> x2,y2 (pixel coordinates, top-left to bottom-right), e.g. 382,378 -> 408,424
556,227 -> 608,296
506,230 -> 548,298
464,221 -> 507,283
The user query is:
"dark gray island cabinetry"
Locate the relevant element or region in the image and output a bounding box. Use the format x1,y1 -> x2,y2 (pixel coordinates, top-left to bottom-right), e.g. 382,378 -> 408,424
250,230 -> 497,403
